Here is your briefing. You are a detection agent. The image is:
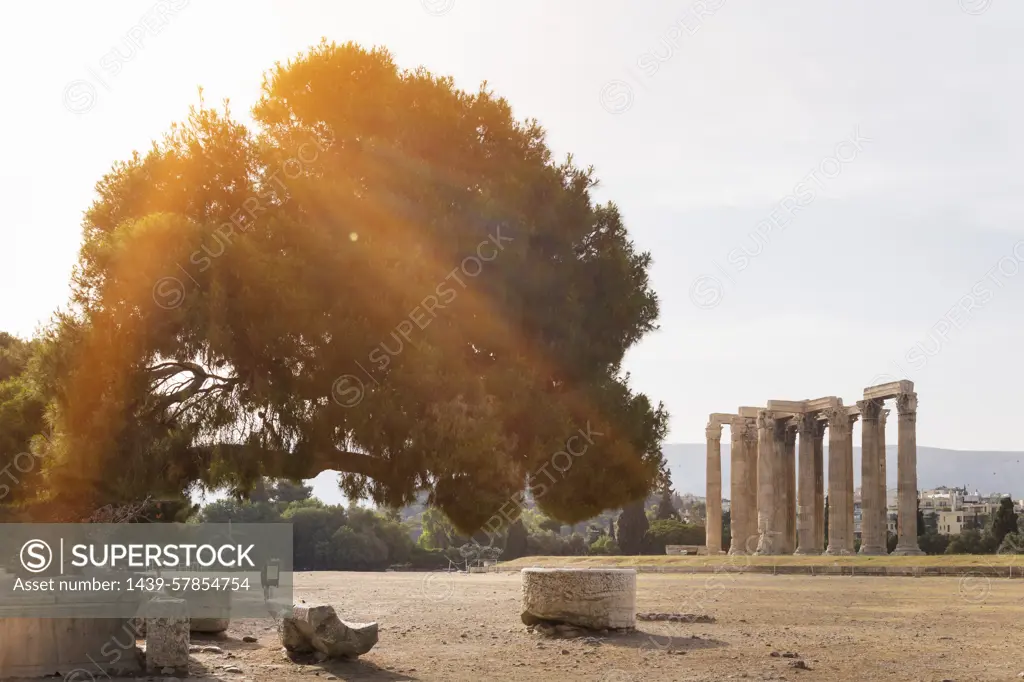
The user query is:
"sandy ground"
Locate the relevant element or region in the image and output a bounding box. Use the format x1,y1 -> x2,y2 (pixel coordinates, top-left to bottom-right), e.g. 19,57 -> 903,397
14,570 -> 1024,681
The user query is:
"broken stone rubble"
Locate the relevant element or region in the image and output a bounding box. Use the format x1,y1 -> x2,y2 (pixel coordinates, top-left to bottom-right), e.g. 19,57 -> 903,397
280,603 -> 378,659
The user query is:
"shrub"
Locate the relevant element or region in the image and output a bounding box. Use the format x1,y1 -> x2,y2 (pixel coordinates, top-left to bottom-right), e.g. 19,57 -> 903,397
588,535 -> 620,555
644,519 -> 704,554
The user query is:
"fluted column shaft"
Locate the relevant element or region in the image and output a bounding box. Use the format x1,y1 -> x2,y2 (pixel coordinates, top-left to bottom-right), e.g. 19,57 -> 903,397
879,409 -> 890,544
706,422 -> 723,554
858,399 -> 886,554
782,423 -> 797,553
845,415 -> 857,553
795,414 -> 819,554
893,392 -> 924,555
743,420 -> 760,554
813,420 -> 826,552
755,410 -> 783,555
729,418 -> 757,554
825,407 -> 853,555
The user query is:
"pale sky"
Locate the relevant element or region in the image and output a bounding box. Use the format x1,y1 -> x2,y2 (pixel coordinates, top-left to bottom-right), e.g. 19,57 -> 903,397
3,0 -> 1023,460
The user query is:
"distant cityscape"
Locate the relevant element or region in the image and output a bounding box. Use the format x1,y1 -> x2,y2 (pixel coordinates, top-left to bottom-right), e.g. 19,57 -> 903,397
700,487 -> 1024,538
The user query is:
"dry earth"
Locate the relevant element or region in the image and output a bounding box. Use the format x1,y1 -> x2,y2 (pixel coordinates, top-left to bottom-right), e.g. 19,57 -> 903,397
15,570 -> 1024,681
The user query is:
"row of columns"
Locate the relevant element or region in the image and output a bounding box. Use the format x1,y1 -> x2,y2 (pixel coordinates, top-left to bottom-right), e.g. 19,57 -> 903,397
705,387 -> 922,556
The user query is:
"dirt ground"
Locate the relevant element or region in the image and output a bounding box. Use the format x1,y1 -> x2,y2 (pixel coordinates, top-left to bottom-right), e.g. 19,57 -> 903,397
23,570 -> 1024,681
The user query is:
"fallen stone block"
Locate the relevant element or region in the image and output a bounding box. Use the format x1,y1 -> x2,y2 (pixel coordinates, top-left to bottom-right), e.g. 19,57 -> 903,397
281,604 -> 378,659
191,618 -> 230,634
144,597 -> 190,676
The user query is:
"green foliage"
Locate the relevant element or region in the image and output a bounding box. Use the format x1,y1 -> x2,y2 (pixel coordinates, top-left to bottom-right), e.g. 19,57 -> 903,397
326,526 -> 390,571
0,333 -> 47,508
537,516 -> 563,533
249,479 -> 314,504
418,507 -> 469,550
525,530 -> 587,556
644,518 -> 705,554
654,468 -> 677,521
945,529 -> 999,555
503,518 -> 528,560
198,499 -> 283,523
917,532 -> 950,555
198,497 -> 412,570
721,510 -> 731,554
823,495 -> 829,551
408,545 -> 453,570
588,535 -> 620,555
990,497 -> 1018,546
997,531 -> 1024,554
31,41 -> 668,527
617,500 -> 649,555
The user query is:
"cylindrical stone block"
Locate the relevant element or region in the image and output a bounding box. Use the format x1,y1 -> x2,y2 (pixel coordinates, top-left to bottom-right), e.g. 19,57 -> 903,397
144,597 -> 190,675
521,568 -> 636,630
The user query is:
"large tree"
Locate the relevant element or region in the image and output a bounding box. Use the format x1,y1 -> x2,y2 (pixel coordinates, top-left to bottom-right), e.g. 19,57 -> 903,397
0,333 -> 47,509
27,42 -> 667,531
654,466 -> 677,521
990,497 -> 1018,546
616,500 -> 649,555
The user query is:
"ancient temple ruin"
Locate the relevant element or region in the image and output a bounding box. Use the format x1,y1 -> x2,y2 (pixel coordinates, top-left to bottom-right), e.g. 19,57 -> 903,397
705,380 -> 923,556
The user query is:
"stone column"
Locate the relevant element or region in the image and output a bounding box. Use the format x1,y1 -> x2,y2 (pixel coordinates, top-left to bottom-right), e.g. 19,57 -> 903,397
782,423 -> 797,554
755,410 -> 783,555
794,414 -> 819,554
813,419 -> 826,552
743,417 -> 760,555
772,417 -> 790,554
824,407 -> 852,555
729,418 -> 749,555
706,421 -> 723,554
893,392 -> 924,555
845,414 -> 858,553
858,399 -> 886,554
879,408 -> 890,545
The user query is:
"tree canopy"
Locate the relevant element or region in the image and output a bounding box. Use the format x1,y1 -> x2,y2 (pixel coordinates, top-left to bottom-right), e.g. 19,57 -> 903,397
654,466 -> 678,521
990,497 -> 1019,546
11,41 -> 667,532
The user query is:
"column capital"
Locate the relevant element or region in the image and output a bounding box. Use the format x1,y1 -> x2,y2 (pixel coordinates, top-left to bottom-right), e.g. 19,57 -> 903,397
732,416 -> 758,439
824,406 -> 849,434
896,392 -> 918,415
743,419 -> 759,443
706,422 -> 723,440
793,413 -> 816,435
756,409 -> 778,430
857,398 -> 883,421
880,408 -> 890,426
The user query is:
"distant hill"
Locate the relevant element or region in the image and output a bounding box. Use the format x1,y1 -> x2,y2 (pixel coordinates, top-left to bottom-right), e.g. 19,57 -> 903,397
662,443 -> 1024,497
